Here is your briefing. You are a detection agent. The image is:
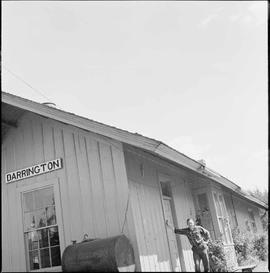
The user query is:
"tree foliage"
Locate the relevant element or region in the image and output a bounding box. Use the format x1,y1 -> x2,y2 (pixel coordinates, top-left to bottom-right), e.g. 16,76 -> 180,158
247,187 -> 268,231
247,188 -> 268,204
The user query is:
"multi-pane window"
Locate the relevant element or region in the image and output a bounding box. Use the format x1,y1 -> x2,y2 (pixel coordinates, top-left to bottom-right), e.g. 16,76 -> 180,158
213,192 -> 233,244
224,195 -> 238,230
22,187 -> 61,270
197,193 -> 215,239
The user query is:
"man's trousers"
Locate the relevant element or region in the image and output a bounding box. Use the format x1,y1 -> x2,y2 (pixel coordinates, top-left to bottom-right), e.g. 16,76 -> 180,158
192,244 -> 210,272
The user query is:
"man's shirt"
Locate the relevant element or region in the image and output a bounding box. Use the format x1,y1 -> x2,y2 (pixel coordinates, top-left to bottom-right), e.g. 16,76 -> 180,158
174,225 -> 210,248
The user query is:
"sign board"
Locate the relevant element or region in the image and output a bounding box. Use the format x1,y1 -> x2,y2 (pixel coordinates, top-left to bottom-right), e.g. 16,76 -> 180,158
5,158 -> 63,184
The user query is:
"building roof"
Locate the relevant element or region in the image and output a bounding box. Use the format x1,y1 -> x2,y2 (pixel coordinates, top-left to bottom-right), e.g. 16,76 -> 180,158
2,91 -> 268,210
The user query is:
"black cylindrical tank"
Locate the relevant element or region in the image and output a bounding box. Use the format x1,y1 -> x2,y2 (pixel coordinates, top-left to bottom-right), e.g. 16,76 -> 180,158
62,234 -> 135,272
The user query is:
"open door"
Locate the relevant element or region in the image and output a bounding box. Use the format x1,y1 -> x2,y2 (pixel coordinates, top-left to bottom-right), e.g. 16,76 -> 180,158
163,197 -> 181,272
159,176 -> 182,272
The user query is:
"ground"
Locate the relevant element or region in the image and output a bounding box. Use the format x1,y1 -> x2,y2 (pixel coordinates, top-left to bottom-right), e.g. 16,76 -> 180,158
253,260 -> 269,272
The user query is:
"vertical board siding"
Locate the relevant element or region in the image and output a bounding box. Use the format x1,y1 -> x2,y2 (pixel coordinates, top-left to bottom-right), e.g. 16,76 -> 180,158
73,133 -> 88,236
32,120 -> 46,184
110,145 -> 127,233
63,131 -> 84,241
172,179 -> 195,272
232,196 -> 264,234
42,122 -> 57,181
1,148 -> 12,271
86,138 -> 108,237
6,140 -> 22,271
125,150 -> 174,272
110,144 -> 142,271
124,148 -> 197,272
77,134 -> 95,238
99,142 -> 121,235
2,112 -> 134,271
53,126 -> 70,247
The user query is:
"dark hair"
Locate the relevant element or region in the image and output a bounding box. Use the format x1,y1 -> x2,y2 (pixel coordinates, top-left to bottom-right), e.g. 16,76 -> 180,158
186,218 -> 194,224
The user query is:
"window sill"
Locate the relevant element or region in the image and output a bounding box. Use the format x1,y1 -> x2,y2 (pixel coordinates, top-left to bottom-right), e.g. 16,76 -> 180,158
222,243 -> 235,247
31,266 -> 62,272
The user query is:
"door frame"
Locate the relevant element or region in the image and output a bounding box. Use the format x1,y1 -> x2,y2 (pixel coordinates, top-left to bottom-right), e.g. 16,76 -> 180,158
211,189 -> 234,245
158,172 -> 182,272
192,186 -> 216,240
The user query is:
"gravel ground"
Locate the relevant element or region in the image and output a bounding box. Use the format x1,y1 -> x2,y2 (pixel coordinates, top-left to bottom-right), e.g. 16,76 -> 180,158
253,261 -> 269,272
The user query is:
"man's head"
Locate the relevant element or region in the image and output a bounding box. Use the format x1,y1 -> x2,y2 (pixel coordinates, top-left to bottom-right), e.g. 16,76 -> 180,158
187,218 -> 195,230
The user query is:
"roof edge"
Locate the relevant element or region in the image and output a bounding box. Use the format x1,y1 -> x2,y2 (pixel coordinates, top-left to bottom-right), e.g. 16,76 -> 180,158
2,91 -> 267,210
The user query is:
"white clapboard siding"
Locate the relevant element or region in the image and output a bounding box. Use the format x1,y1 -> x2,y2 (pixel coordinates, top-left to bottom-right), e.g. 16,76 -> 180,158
1,111 -> 138,272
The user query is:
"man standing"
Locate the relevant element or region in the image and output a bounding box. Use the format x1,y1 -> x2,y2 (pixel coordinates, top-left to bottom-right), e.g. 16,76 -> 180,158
166,218 -> 210,272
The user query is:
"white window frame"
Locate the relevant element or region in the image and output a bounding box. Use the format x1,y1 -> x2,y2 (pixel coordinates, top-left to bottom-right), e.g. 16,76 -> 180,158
17,178 -> 65,272
212,191 -> 233,245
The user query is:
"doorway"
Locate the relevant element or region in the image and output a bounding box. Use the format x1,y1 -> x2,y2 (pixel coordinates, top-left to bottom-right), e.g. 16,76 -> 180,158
159,177 -> 181,272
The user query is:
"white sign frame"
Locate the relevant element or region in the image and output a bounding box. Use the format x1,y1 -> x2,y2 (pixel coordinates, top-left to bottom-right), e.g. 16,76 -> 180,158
5,158 -> 63,184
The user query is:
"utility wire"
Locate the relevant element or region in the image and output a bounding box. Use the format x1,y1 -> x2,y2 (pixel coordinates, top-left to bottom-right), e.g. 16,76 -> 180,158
2,65 -> 54,103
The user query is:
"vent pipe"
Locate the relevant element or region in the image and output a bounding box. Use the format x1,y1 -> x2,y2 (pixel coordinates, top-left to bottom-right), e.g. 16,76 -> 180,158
42,102 -> 57,108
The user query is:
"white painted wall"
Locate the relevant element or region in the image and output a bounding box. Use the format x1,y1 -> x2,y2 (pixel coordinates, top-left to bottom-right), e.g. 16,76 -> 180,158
124,146 -> 196,272
1,112 -> 138,272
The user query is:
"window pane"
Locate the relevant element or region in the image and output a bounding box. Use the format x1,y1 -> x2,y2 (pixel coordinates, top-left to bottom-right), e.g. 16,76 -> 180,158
24,212 -> 36,231
40,248 -> 51,268
223,221 -> 231,244
218,218 -> 227,243
38,228 -> 49,248
219,195 -> 226,216
214,194 -> 222,216
35,209 -> 47,228
49,227 -> 59,246
46,206 -> 57,226
23,191 -> 35,212
51,246 -> 61,266
198,193 -> 209,212
26,231 -> 39,251
160,182 -> 171,197
29,250 -> 40,270
35,187 -> 54,209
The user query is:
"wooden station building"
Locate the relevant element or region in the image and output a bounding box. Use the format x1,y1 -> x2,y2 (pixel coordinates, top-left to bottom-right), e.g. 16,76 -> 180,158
2,92 -> 268,272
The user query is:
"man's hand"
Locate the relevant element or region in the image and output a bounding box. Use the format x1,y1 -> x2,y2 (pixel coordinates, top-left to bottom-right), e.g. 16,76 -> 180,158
165,220 -> 174,231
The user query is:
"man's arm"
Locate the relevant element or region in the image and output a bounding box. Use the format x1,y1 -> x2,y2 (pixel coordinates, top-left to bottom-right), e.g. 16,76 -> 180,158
165,220 -> 188,235
174,227 -> 189,235
199,226 -> 210,243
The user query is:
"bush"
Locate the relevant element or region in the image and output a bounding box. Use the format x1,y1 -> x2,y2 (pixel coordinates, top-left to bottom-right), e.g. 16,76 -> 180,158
252,233 -> 268,261
208,239 -> 228,272
231,228 -> 253,264
232,227 -> 267,265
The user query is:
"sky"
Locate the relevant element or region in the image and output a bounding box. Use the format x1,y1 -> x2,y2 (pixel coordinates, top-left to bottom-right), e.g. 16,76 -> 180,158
2,1 -> 268,191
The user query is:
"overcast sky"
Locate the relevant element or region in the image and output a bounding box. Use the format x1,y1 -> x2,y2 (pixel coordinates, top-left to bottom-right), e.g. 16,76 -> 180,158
2,1 -> 268,191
